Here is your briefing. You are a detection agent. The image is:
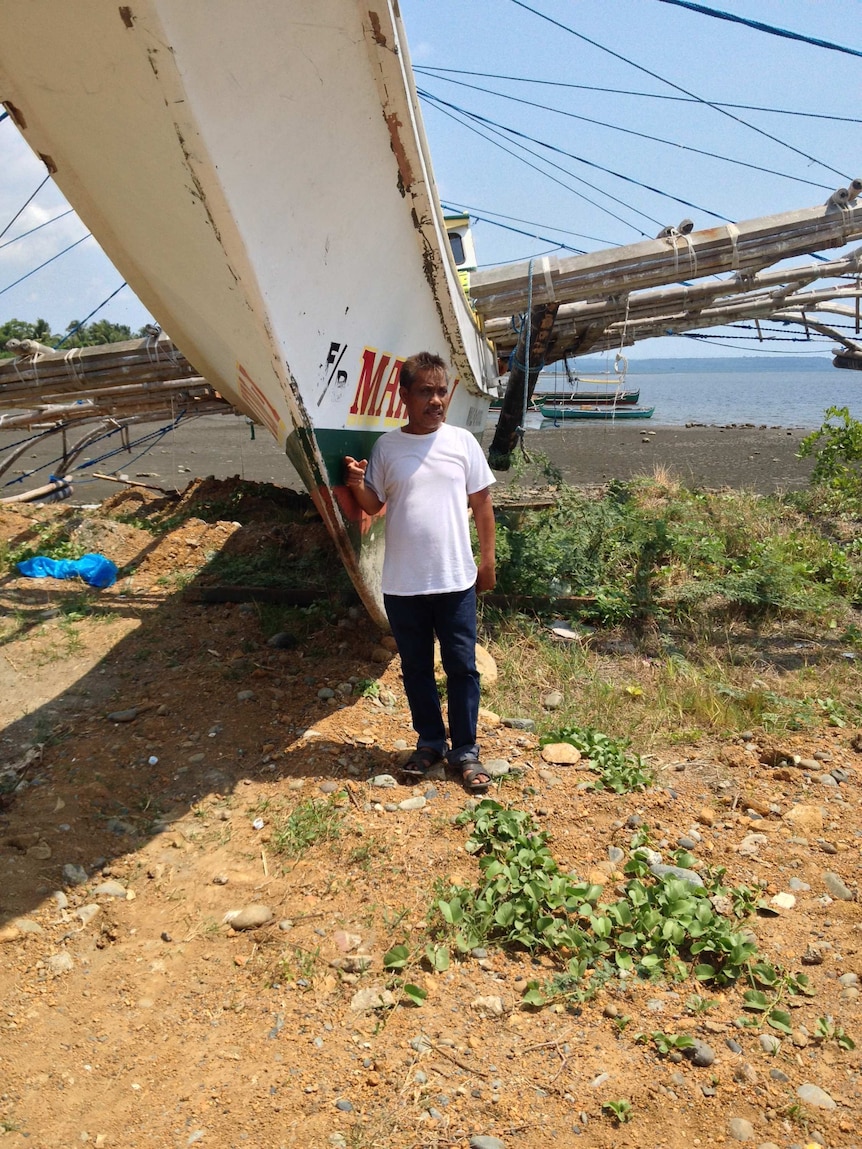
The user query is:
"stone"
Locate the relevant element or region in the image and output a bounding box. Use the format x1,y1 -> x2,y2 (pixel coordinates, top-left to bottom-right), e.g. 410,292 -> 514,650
758,1034 -> 781,1054
823,871 -> 854,901
107,707 -> 139,723
47,951 -> 74,975
769,892 -> 796,911
696,807 -> 716,827
727,1117 -> 754,1141
76,905 -> 100,926
501,717 -> 535,731
796,1083 -> 836,1110
398,796 -> 427,812
267,631 -> 298,649
784,804 -> 824,835
333,930 -> 362,953
483,759 -> 510,778
472,995 -> 505,1017
349,987 -> 396,1012
541,690 -> 563,710
470,1137 -> 506,1149
474,644 -> 498,685
369,774 -> 398,788
62,863 -> 89,886
540,742 -> 581,765
739,833 -> 768,857
224,904 -> 274,930
650,862 -> 704,888
801,944 -> 825,965
683,1039 -> 715,1067
93,881 -> 127,898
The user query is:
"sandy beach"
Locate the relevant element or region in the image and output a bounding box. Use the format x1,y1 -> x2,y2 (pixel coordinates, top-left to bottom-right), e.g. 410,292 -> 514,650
0,413 -> 816,504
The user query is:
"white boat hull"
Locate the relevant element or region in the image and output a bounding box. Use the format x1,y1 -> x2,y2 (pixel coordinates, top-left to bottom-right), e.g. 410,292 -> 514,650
0,1 -> 496,623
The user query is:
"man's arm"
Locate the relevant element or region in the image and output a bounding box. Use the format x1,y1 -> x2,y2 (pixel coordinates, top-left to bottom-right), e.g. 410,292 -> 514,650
343,455 -> 384,515
468,486 -> 496,593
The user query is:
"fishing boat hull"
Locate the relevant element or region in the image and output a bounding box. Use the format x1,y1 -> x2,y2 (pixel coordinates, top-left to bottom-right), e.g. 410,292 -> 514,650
534,388 -> 640,406
540,405 -> 655,421
0,1 -> 496,625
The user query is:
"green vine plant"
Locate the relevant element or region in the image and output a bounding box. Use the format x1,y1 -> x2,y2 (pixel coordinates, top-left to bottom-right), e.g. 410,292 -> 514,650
428,802 -> 760,1006
738,961 -> 816,1035
540,723 -> 654,793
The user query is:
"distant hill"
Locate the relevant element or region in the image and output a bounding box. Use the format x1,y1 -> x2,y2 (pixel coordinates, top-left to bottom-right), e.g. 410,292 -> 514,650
565,356 -> 835,375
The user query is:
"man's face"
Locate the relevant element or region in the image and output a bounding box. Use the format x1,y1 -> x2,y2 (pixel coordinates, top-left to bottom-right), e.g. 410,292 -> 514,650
399,367 -> 449,434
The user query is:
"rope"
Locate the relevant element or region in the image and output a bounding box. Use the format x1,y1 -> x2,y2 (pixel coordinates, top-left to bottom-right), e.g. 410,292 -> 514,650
53,282 -> 129,348
655,0 -> 862,59
0,208 -> 75,252
1,411 -> 190,488
0,234 -> 90,298
0,174 -> 50,242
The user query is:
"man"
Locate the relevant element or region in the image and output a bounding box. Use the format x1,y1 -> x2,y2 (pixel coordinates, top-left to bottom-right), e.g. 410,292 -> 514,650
344,351 -> 496,792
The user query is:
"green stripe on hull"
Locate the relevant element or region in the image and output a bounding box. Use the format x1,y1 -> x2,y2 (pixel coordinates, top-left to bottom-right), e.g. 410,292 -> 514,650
282,425 -> 390,627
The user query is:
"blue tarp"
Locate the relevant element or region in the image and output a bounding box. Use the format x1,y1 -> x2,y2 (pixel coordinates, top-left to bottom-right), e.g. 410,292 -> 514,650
17,553 -> 118,589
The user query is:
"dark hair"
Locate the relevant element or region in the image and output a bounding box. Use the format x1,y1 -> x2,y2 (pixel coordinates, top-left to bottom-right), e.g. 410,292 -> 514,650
400,351 -> 448,391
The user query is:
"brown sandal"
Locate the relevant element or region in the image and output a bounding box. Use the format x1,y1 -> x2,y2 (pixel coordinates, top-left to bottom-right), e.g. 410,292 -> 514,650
401,746 -> 444,779
459,758 -> 491,794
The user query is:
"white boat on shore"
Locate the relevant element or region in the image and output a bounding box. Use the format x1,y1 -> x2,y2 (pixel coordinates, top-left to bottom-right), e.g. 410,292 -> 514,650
3,4 -> 862,617
0,2 -> 497,625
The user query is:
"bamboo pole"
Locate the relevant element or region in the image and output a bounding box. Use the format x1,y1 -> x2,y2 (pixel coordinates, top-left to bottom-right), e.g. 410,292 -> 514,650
469,201 -> 862,319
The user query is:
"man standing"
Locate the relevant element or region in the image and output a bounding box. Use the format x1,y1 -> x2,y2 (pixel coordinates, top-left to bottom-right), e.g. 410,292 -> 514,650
344,351 -> 496,792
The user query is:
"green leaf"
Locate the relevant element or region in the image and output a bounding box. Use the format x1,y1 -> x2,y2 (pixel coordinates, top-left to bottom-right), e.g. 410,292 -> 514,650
383,944 -> 410,971
425,943 -> 450,972
402,983 -> 427,1006
494,902 -> 516,928
767,1009 -> 792,1035
522,979 -> 546,1006
693,963 -> 716,981
742,990 -> 769,1011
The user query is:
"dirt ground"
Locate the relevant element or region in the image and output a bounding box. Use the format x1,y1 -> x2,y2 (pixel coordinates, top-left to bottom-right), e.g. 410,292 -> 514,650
0,480 -> 859,1149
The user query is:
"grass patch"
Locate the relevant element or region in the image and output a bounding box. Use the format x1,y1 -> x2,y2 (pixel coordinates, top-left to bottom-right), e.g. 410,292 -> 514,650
270,796 -> 347,858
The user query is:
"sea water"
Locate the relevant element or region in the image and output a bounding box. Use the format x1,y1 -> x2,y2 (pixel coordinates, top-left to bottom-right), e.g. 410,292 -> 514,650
530,362 -> 862,429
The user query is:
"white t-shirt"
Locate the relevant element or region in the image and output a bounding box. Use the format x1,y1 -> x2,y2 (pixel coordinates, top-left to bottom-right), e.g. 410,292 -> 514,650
365,422 -> 495,596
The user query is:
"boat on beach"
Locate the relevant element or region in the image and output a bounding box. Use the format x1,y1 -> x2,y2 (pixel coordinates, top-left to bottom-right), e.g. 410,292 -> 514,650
540,403 -> 655,422
535,388 -> 641,407
2,5 -> 862,615
0,1 -> 497,626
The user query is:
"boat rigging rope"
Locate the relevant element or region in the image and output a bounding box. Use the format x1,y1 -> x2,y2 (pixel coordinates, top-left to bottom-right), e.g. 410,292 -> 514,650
0,234 -> 90,298
0,174 -> 50,242
654,0 -> 862,60
1,411 -> 191,489
53,282 -> 129,349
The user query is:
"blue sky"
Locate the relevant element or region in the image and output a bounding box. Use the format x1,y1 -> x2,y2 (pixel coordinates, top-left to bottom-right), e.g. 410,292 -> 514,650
1,0 -> 860,358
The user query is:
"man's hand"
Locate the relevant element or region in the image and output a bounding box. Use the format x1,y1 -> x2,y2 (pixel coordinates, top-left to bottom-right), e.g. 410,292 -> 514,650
343,455 -> 368,487
343,455 -> 383,514
476,558 -> 496,593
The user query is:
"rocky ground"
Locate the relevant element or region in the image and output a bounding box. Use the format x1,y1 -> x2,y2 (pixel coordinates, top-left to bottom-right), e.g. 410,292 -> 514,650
0,480 -> 859,1149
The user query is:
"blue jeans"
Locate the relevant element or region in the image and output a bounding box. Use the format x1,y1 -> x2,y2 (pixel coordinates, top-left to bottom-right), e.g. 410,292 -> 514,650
383,587 -> 480,764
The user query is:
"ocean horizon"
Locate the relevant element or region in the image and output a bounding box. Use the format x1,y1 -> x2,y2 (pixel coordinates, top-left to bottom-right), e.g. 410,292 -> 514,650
530,356 -> 861,429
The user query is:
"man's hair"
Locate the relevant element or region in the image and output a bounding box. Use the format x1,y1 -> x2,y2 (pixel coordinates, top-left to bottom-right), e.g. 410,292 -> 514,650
400,351 -> 448,391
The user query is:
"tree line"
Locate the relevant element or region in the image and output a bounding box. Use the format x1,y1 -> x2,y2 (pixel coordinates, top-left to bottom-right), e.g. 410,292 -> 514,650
0,317 -> 154,357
